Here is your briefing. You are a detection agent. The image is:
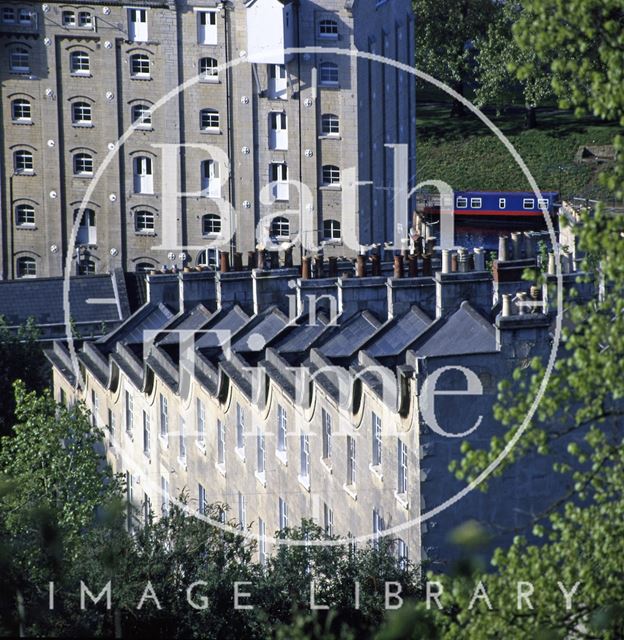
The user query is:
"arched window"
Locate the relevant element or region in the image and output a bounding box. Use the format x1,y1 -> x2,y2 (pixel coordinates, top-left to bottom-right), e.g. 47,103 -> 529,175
319,19 -> 338,38
70,50 -> 90,74
75,208 -> 97,245
200,108 -> 220,131
78,11 -> 93,28
201,160 -> 220,198
131,103 -> 152,127
11,99 -> 31,122
73,152 -> 94,176
71,101 -> 92,124
271,216 -> 290,239
199,57 -> 218,81
323,219 -> 341,240
10,47 -> 30,73
133,156 -> 153,194
79,259 -> 96,276
197,249 -> 217,268
202,213 -> 222,236
15,204 -> 35,226
16,256 -> 36,278
322,165 -> 340,186
319,62 -> 338,86
136,262 -> 156,273
130,53 -> 150,78
14,150 -> 33,174
135,210 -> 155,232
62,10 -> 76,26
321,113 -> 339,136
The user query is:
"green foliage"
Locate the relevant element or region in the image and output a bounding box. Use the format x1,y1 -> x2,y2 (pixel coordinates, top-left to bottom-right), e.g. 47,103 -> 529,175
0,316 -> 49,438
474,1 -> 554,121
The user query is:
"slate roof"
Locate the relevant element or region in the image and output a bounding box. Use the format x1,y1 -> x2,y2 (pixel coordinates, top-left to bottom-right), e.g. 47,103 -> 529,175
318,310 -> 382,360
365,307 -> 433,358
0,271 -> 130,330
414,301 -> 497,357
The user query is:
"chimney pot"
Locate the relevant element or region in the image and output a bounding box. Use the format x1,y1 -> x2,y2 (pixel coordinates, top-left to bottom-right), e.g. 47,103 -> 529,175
473,247 -> 486,271
451,252 -> 458,272
219,251 -> 230,273
516,291 -> 528,315
356,254 -> 366,278
328,256 -> 338,277
441,249 -> 451,274
502,293 -> 512,317
393,254 -> 404,279
233,252 -> 243,271
301,256 -> 311,280
257,249 -> 267,270
408,254 -> 418,277
511,232 -> 522,259
425,237 -> 436,256
498,235 -> 509,261
247,251 -> 256,270
371,254 -> 381,276
422,255 -> 432,276
313,255 -> 324,278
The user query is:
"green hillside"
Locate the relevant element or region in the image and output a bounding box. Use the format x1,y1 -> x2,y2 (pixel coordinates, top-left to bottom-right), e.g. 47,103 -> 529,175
416,104 -> 621,201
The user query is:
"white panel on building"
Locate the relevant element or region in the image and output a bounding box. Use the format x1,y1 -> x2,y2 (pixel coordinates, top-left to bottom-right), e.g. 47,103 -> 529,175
128,8 -> 148,42
245,0 -> 294,64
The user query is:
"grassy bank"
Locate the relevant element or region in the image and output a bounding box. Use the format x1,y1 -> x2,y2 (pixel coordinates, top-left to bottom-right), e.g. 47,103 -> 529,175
416,103 -> 622,201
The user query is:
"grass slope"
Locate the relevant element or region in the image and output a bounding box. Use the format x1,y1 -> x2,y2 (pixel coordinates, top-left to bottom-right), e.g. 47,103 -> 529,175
416,104 -> 622,201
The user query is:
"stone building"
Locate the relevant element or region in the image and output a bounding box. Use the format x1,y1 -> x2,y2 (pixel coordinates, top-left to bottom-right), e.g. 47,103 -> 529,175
47,233 -> 587,565
0,0 -> 416,279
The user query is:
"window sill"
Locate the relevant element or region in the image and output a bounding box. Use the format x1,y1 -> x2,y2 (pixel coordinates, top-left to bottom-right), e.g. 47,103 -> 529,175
342,483 -> 357,501
320,457 -> 332,475
199,78 -> 220,84
72,123 -> 94,128
133,191 -> 156,197
130,75 -> 152,81
275,448 -> 288,467
135,231 -> 157,236
12,120 -> 33,126
235,446 -> 245,463
13,172 -> 35,177
70,72 -> 92,78
318,134 -> 341,140
215,462 -> 226,478
369,463 -> 383,481
319,83 -> 340,90
9,70 -> 32,76
195,439 -> 206,454
322,239 -> 343,246
159,434 -> 169,449
298,475 -> 311,492
200,129 -> 222,135
73,174 -> 94,179
125,431 -> 133,441
319,185 -> 341,191
177,456 -> 187,470
255,470 -> 266,487
132,125 -> 153,132
394,491 -> 409,511
143,450 -> 151,462
16,224 -> 37,230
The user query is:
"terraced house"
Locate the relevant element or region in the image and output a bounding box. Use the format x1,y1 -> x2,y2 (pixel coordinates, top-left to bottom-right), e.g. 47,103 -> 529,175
0,0 -> 416,279
48,236 -> 579,564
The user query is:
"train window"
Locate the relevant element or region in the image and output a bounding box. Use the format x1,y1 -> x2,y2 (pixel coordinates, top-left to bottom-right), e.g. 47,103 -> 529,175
456,197 -> 467,208
499,198 -> 506,209
538,198 -> 549,209
523,198 -> 535,209
470,197 -> 482,208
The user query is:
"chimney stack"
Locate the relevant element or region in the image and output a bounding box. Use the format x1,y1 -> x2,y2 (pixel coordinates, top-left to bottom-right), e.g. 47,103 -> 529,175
301,256 -> 311,280
356,254 -> 366,278
219,251 -> 230,273
393,255 -> 404,279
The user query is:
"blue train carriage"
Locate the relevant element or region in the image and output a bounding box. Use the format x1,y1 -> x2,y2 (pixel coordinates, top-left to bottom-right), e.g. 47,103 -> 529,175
448,191 -> 560,219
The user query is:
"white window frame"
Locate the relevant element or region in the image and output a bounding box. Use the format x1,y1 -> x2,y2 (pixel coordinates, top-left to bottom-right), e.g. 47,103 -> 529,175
201,159 -> 221,198
198,482 -> 206,515
143,410 -> 151,456
299,433 -> 310,486
456,196 -> 468,208
470,197 -> 482,209
200,108 -> 220,131
346,435 -> 356,486
196,398 -> 206,446
319,62 -> 339,86
70,50 -> 90,75
258,518 -> 267,564
256,425 -> 266,476
202,214 -> 222,237
235,402 -> 245,457
14,150 -> 33,174
322,165 -> 340,186
10,48 -> 30,74
269,111 -> 288,150
16,257 -> 36,278
135,210 -> 155,233
12,99 -> 31,122
276,404 -> 287,463
499,197 -> 506,209
73,153 -> 93,176
15,204 -> 35,227
199,57 -> 219,82
372,412 -> 382,467
278,497 -> 288,530
130,53 -> 150,78
321,408 -> 332,460
133,156 -> 153,194
125,390 -> 134,434
238,491 -> 246,530
397,438 -> 408,495
321,113 -> 340,136
323,219 -> 341,241
217,419 -> 225,467
523,198 -> 535,210
197,9 -> 218,45
72,102 -> 92,125
537,198 -> 549,209
128,8 -> 148,42
270,163 -> 289,202
132,104 -> 152,128
268,64 -> 288,100
179,416 -> 186,463
323,502 -> 334,536
159,393 -> 168,439
318,18 -> 338,38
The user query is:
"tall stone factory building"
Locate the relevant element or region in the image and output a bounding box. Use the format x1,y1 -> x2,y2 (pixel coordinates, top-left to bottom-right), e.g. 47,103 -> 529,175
0,0 -> 416,279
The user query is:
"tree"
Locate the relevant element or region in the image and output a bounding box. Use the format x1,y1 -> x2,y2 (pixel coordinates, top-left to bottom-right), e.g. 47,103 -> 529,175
413,0 -> 499,116
474,1 -> 554,127
0,316 -> 49,438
